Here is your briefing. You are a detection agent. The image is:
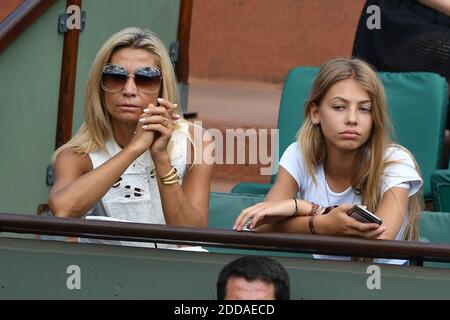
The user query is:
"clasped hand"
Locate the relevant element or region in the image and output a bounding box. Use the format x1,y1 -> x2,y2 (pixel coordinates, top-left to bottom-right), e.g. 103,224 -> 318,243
131,98 -> 180,158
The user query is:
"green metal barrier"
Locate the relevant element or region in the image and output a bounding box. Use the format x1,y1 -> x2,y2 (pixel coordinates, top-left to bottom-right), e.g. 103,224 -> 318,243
2,209 -> 450,299
2,237 -> 450,299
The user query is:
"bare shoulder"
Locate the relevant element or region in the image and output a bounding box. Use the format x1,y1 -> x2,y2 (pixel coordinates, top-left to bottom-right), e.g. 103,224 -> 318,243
54,149 -> 93,175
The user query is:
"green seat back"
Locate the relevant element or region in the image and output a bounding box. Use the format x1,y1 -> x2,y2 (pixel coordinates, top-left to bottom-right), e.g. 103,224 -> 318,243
420,211 -> 450,268
276,67 -> 319,171
234,68 -> 449,200
230,183 -> 272,195
208,192 -> 265,229
431,170 -> 450,212
383,72 -> 448,200
420,211 -> 450,244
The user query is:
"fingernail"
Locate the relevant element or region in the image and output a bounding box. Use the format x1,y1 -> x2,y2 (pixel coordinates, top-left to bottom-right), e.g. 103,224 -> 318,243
144,108 -> 150,113
139,118 -> 145,122
173,121 -> 177,125
174,103 -> 178,107
232,224 -> 237,230
157,98 -> 163,103
142,125 -> 149,129
173,114 -> 181,119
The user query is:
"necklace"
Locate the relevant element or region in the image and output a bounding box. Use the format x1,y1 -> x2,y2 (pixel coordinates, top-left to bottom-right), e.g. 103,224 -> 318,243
323,164 -> 356,206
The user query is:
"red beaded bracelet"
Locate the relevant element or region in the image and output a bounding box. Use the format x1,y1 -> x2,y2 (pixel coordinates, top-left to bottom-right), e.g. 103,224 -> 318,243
310,202 -> 320,216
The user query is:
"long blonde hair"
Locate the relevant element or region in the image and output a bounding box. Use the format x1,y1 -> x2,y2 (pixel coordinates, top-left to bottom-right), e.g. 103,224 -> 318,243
52,27 -> 186,162
298,58 -> 423,240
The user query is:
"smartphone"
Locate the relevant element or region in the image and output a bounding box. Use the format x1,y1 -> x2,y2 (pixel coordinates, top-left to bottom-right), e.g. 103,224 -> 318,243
347,205 -> 382,225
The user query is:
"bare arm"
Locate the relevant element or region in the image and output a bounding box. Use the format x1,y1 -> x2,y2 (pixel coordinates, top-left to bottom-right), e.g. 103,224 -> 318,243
49,112 -> 156,218
255,167 -> 313,233
154,124 -> 214,227
48,143 -> 144,218
234,167 -> 314,233
417,0 -> 450,16
234,167 -> 385,238
374,187 -> 410,240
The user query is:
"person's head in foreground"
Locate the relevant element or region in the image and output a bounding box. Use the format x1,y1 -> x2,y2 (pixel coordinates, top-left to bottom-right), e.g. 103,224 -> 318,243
216,256 -> 290,300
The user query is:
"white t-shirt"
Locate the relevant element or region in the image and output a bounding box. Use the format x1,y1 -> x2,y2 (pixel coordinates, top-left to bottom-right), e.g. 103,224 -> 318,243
279,142 -> 423,265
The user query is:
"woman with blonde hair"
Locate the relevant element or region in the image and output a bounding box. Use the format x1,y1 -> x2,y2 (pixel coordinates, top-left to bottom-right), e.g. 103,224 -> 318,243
49,27 -> 213,247
234,58 -> 423,264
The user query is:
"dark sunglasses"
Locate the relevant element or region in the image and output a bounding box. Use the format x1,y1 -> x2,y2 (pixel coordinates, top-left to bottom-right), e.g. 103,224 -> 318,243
101,64 -> 162,94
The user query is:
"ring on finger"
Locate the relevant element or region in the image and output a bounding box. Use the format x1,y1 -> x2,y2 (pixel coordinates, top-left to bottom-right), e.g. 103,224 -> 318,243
242,218 -> 253,231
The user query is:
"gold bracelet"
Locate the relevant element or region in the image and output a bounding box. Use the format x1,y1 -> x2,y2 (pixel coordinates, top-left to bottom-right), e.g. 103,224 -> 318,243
160,166 -> 180,185
162,179 -> 180,186
161,166 -> 177,179
163,175 -> 179,183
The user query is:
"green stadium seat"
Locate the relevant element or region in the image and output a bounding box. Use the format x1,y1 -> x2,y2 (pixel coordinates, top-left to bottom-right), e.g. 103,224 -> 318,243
420,211 -> 450,268
208,192 -> 265,229
420,211 -> 450,245
431,169 -> 450,212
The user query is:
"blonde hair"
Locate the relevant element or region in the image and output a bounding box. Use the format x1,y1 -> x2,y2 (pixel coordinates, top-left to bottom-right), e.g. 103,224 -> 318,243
52,27 -> 187,162
298,58 -> 423,240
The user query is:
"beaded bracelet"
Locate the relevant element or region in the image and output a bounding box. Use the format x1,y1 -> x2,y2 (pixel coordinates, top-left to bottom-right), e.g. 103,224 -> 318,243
310,202 -> 320,216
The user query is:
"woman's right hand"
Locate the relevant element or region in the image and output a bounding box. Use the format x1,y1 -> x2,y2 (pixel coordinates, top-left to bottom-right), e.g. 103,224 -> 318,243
129,103 -> 181,153
233,200 -> 297,231
129,110 -> 156,152
315,204 -> 387,239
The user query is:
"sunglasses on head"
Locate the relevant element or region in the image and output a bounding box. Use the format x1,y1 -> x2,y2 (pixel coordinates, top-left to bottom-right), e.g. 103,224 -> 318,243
101,64 -> 162,94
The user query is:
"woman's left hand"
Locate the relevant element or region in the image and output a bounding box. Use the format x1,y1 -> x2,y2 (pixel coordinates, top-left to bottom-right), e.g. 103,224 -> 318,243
233,200 -> 296,231
139,98 -> 180,159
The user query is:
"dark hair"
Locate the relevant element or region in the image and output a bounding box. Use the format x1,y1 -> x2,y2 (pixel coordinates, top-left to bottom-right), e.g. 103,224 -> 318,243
216,256 -> 290,300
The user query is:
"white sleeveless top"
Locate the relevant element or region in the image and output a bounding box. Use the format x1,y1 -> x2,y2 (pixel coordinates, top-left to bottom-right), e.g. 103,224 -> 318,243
82,124 -> 190,249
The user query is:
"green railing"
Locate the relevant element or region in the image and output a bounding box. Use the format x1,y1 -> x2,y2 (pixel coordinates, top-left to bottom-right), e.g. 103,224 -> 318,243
2,212 -> 450,299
